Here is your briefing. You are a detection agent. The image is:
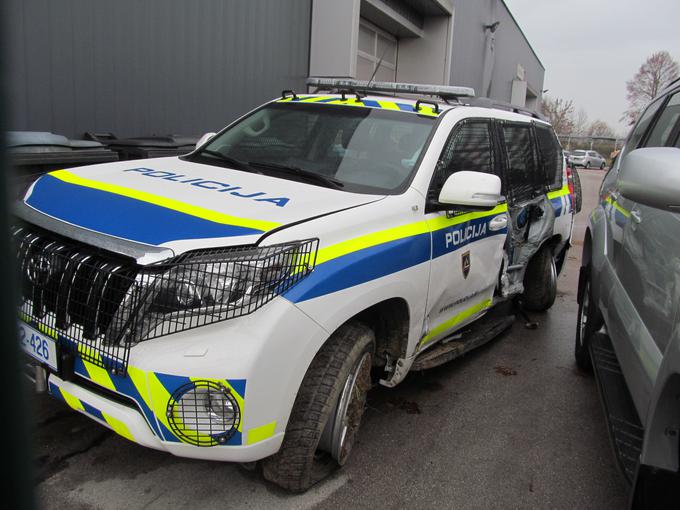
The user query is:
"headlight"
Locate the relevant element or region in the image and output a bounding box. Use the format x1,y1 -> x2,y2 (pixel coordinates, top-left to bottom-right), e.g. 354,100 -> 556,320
106,239 -> 318,344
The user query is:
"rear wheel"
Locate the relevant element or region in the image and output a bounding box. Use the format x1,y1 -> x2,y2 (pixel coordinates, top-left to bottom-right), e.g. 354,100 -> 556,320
522,244 -> 557,311
585,161 -> 591,169
262,321 -> 374,492
600,161 -> 606,169
571,167 -> 583,214
575,268 -> 603,371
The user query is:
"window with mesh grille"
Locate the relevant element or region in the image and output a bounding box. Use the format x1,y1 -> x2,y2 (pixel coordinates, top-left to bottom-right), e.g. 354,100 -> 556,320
430,120 -> 497,200
501,123 -> 540,203
535,124 -> 563,191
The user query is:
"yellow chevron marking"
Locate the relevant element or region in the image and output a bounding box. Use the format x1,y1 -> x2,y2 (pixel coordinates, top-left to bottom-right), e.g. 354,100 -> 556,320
60,389 -> 85,412
247,421 -> 277,445
48,170 -> 280,232
81,358 -> 117,392
101,412 -> 136,443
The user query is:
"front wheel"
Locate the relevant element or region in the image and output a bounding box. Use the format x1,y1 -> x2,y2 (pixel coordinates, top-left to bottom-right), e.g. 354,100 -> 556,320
521,244 -> 557,311
262,321 -> 374,492
575,268 -> 603,371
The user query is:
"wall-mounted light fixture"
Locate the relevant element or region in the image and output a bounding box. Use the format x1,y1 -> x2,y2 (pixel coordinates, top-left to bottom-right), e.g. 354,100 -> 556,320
484,21 -> 500,33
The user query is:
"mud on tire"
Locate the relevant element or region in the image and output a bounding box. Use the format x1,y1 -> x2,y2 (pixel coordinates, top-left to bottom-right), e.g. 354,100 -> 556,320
262,321 -> 374,492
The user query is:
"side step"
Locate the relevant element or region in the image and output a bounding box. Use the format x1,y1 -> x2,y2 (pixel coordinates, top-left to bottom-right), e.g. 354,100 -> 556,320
412,305 -> 515,371
589,332 -> 644,484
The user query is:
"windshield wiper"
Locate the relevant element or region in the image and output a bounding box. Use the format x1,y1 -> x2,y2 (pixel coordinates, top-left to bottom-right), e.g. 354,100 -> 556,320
198,150 -> 260,173
248,161 -> 345,190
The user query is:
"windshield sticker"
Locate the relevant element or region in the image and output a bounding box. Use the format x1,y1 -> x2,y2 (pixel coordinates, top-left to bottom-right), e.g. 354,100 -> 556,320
123,168 -> 290,207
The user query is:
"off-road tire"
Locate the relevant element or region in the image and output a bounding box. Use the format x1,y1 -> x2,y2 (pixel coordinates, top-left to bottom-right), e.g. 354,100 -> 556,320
262,321 -> 374,492
571,166 -> 583,214
522,244 -> 557,312
575,267 -> 603,371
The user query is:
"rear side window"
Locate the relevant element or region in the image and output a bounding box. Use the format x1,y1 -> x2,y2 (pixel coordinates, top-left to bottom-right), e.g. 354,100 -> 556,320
501,123 -> 539,202
644,92 -> 680,147
535,124 -> 563,191
430,120 -> 497,198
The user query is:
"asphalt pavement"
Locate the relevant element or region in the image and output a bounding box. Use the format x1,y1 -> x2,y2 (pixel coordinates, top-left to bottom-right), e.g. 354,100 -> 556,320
30,168 -> 628,509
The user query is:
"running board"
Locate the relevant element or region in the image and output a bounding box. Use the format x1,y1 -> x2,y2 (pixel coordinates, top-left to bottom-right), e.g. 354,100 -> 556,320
589,332 -> 644,485
412,306 -> 515,371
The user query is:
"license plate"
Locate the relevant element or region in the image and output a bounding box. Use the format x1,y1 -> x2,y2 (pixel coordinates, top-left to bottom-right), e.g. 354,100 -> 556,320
18,321 -> 58,371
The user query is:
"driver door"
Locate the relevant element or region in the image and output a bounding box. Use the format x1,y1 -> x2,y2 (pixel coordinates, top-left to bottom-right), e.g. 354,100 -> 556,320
421,119 -> 508,349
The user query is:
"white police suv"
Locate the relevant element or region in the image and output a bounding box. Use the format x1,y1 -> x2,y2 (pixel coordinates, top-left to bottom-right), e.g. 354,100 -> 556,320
15,79 -> 574,492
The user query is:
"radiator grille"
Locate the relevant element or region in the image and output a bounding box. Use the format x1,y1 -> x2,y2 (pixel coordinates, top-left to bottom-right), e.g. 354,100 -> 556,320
13,223 -> 317,375
13,224 -> 140,373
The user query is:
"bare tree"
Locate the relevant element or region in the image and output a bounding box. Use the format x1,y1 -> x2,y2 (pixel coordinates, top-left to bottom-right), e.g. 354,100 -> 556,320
623,51 -> 679,125
573,108 -> 589,136
542,96 -> 574,135
587,119 -> 615,138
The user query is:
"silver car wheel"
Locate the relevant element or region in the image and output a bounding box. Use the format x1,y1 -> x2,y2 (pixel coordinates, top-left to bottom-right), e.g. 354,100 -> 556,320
322,351 -> 372,465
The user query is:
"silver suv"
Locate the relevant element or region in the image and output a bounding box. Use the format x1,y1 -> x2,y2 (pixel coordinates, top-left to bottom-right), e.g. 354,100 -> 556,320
575,79 -> 680,507
570,149 -> 606,169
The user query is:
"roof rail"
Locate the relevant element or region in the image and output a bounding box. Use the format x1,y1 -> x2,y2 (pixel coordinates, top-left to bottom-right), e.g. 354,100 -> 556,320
467,97 -> 546,121
306,77 -> 475,101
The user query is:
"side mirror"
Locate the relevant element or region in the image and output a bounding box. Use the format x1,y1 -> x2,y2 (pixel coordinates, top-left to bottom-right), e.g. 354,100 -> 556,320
195,132 -> 216,149
438,171 -> 502,209
619,147 -> 680,212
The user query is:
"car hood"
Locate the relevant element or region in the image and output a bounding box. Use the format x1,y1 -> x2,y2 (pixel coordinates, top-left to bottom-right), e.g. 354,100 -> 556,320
21,157 -> 384,258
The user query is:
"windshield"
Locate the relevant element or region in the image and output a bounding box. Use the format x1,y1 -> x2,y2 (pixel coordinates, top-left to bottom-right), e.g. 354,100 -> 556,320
573,150 -> 586,156
192,102 -> 437,193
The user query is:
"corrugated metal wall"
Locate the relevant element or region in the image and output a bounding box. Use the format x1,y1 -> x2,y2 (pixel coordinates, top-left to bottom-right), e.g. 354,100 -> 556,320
449,0 -> 544,103
5,0 -> 311,139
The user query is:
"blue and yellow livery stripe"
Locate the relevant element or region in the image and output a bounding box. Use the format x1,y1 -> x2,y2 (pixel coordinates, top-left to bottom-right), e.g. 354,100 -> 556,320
548,184 -> 573,217
49,382 -> 136,443
285,204 -> 508,303
420,298 -> 493,347
278,95 -> 440,117
25,170 -> 278,245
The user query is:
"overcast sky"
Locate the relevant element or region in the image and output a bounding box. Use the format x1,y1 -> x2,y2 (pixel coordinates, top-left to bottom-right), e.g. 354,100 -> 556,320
504,0 -> 680,136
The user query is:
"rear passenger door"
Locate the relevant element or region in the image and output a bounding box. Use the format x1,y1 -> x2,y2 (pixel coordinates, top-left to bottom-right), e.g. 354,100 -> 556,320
498,121 -> 556,292
422,119 -> 508,348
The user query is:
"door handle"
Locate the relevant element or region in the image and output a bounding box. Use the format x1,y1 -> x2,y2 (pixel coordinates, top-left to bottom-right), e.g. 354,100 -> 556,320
489,214 -> 508,231
630,209 -> 642,224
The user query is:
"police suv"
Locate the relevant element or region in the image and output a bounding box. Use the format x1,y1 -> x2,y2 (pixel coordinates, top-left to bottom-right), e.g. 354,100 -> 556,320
15,79 -> 574,492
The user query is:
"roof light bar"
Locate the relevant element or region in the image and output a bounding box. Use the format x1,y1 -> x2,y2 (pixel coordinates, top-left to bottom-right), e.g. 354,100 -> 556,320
307,78 -> 475,99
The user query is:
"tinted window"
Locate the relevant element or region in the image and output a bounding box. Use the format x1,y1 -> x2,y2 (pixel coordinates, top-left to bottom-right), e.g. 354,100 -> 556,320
502,123 -> 539,202
430,120 -> 497,198
535,123 -> 563,190
644,92 -> 680,147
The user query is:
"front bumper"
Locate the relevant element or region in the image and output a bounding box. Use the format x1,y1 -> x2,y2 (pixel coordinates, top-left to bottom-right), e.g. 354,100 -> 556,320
47,373 -> 283,462
34,296 -> 329,462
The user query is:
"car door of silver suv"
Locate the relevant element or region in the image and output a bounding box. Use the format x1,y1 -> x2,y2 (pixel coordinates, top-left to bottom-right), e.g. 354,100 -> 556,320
605,90 -> 680,420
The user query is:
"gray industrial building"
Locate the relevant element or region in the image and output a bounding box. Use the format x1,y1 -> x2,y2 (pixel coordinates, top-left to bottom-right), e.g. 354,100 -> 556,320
5,0 -> 545,140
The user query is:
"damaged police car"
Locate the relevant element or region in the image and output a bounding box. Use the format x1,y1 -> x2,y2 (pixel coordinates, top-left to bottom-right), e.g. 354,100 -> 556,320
15,79 -> 574,492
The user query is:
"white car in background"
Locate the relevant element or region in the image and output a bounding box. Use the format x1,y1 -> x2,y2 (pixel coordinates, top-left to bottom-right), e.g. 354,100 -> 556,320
570,149 -> 606,169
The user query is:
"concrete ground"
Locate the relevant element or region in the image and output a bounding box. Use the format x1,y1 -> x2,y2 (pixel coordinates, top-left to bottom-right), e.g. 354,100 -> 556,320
30,168 -> 627,509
